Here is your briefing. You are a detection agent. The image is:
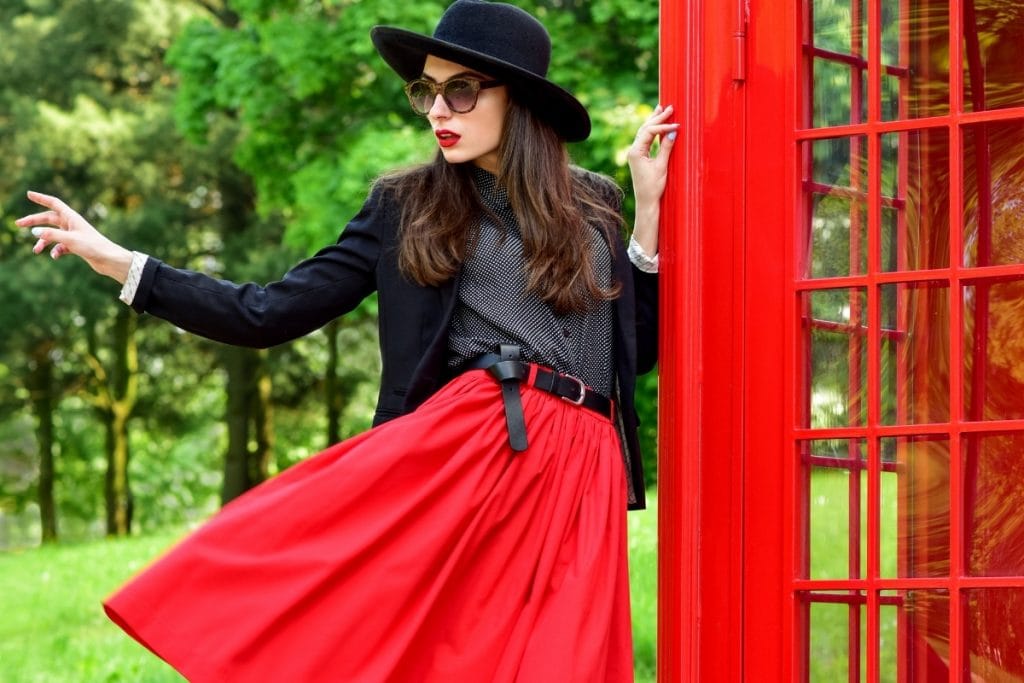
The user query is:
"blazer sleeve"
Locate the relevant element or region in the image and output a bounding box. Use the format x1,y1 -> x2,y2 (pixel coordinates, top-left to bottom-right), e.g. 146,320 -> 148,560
129,186 -> 392,349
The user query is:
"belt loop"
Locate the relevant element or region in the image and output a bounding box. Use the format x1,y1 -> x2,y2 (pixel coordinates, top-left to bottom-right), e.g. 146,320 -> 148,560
494,345 -> 528,452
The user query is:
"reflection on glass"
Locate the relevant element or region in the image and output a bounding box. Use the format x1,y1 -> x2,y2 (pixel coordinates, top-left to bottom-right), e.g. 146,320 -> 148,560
880,130 -> 951,272
963,120 -> 1024,268
963,588 -> 1024,679
808,0 -> 867,127
881,0 -> 951,120
963,3 -> 1024,112
904,589 -> 951,679
963,279 -> 1024,421
804,137 -> 868,278
880,437 -> 950,579
802,289 -> 868,427
802,440 -> 866,580
880,282 -> 950,425
963,433 -> 1024,576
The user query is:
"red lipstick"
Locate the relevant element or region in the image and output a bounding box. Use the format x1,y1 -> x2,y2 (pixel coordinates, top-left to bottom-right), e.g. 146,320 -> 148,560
435,129 -> 461,148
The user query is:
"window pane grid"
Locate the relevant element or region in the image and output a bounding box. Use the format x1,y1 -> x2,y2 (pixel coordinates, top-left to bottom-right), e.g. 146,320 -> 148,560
797,1 -> 1024,680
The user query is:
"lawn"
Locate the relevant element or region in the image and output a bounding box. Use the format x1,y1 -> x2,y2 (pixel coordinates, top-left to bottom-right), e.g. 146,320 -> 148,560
0,529 -> 188,682
0,496 -> 660,682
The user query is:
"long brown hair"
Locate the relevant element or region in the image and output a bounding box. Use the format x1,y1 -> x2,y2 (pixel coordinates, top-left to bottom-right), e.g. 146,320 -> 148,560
378,99 -> 623,315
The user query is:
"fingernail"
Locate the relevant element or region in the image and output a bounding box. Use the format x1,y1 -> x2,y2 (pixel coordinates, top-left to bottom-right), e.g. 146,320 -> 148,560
31,227 -> 44,237
667,131 -> 677,141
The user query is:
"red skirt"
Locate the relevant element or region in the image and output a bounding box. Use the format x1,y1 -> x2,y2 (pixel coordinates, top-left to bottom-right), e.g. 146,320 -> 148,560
104,367 -> 635,682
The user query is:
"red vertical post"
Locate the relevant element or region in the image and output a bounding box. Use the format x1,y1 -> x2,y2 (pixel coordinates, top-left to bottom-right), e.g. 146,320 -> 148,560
657,0 -> 748,680
656,0 -> 699,679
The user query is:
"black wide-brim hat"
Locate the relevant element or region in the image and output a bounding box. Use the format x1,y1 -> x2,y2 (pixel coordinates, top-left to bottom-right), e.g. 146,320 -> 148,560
371,0 -> 591,142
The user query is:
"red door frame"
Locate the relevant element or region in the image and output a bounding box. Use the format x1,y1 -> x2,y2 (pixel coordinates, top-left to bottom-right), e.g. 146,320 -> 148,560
659,0 -> 1024,680
658,0 -> 795,680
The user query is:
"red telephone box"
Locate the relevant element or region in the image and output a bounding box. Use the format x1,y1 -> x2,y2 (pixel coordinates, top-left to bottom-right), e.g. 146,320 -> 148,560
657,0 -> 1024,680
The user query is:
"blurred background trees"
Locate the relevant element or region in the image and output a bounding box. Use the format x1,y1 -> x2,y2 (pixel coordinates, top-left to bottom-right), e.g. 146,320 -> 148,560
0,0 -> 661,546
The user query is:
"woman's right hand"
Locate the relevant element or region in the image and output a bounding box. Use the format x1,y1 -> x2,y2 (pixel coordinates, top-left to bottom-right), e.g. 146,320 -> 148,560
16,190 -> 134,284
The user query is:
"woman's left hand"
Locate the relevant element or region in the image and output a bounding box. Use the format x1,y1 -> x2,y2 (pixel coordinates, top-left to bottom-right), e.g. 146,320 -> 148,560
627,104 -> 677,207
627,104 -> 677,256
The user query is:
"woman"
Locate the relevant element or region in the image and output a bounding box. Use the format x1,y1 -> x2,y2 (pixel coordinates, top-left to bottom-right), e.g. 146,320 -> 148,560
18,1 -> 675,680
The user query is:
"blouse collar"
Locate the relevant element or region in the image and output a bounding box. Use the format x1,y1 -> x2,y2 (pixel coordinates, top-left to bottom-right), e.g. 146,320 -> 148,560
470,165 -> 511,212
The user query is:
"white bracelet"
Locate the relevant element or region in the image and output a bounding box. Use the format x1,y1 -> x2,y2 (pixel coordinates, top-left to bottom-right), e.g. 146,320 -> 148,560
627,234 -> 659,274
118,252 -> 149,305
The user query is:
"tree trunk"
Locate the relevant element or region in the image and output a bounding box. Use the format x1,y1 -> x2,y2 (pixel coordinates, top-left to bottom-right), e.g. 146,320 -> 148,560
101,309 -> 138,536
324,319 -> 342,445
221,346 -> 274,504
27,343 -> 58,543
250,349 -> 273,485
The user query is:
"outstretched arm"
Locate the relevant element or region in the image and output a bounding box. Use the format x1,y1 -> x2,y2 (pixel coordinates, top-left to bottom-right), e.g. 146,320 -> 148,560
626,104 -> 678,261
16,191 -> 134,284
17,186 -> 387,349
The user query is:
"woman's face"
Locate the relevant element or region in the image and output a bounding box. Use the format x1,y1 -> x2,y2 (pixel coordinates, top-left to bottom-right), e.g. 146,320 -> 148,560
420,55 -> 509,173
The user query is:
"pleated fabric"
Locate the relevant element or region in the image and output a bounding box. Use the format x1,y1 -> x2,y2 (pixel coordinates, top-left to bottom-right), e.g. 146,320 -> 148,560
104,367 -> 634,682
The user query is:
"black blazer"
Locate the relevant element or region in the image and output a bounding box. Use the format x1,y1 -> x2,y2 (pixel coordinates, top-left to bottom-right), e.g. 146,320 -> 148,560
130,177 -> 658,508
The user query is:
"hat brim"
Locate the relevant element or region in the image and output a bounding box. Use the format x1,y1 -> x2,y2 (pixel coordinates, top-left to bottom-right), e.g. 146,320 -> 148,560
371,26 -> 591,143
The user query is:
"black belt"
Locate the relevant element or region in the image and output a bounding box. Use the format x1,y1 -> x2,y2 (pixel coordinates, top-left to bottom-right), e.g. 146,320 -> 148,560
463,345 -> 613,452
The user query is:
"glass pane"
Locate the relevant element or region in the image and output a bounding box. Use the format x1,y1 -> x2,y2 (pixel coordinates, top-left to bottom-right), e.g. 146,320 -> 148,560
963,433 -> 1024,576
802,440 -> 866,580
802,289 -> 868,428
879,461 -> 898,579
812,0 -> 866,55
878,592 -> 898,682
963,279 -> 1024,421
804,592 -> 861,681
880,281 -> 949,425
880,207 -> 897,272
809,0 -> 868,127
963,120 -> 1024,268
880,130 -> 951,272
813,60 -> 854,127
881,0 -> 951,120
804,137 -> 868,278
880,437 -> 950,579
963,588 -> 1024,679
963,5 -> 1024,112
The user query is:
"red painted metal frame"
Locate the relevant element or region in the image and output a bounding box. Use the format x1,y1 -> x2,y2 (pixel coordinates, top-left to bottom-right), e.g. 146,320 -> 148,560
657,0 -> 791,679
742,1 -> 794,680
657,0 -> 750,679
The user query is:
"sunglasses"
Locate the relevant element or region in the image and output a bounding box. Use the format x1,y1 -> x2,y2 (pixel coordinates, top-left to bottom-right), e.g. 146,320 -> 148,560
403,77 -> 503,115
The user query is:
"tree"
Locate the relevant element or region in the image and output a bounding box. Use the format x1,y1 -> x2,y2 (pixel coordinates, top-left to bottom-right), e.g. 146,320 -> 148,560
0,0 -> 216,536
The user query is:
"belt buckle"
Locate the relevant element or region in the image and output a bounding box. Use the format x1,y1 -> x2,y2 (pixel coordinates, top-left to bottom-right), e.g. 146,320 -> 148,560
560,374 -> 586,406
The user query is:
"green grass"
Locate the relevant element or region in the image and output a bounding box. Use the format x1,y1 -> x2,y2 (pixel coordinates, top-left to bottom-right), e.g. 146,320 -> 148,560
0,529 -> 189,682
0,497 -> 659,682
628,493 -> 658,683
